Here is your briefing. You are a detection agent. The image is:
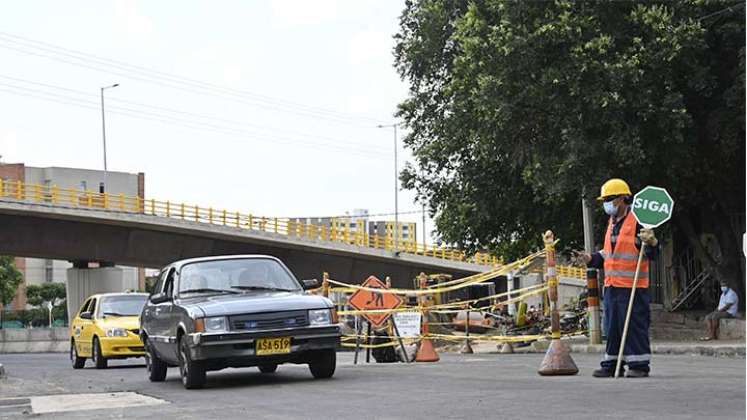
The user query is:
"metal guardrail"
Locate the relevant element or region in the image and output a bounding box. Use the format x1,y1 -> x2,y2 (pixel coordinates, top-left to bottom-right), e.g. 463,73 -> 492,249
0,179 -> 586,278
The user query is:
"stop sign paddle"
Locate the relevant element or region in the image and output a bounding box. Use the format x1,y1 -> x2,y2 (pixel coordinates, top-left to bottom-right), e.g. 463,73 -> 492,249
615,185 -> 674,378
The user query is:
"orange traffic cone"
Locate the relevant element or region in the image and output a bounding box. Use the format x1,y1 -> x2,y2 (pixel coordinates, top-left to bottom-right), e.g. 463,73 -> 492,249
416,309 -> 439,362
416,338 -> 440,362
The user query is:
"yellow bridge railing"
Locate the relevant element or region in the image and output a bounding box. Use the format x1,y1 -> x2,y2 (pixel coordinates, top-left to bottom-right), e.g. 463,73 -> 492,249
0,179 -> 586,278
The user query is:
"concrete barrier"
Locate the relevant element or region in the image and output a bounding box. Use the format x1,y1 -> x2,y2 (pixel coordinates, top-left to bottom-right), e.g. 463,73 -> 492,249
719,318 -> 746,340
0,328 -> 69,353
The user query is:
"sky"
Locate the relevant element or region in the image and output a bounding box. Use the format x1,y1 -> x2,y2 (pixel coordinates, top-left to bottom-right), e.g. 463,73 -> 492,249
0,0 -> 439,241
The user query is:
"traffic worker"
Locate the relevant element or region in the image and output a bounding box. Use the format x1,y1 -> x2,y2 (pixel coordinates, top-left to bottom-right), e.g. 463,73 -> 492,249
580,178 -> 659,378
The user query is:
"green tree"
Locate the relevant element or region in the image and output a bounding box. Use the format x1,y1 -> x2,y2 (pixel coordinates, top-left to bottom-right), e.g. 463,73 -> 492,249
26,283 -> 67,309
0,256 -> 23,308
394,1 -> 745,301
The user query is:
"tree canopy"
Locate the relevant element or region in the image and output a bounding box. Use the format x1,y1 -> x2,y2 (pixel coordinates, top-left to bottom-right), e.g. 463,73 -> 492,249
394,0 -> 745,298
26,283 -> 67,309
0,255 -> 23,308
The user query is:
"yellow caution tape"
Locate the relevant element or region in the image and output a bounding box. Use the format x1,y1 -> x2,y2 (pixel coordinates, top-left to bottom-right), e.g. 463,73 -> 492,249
326,251 -> 544,296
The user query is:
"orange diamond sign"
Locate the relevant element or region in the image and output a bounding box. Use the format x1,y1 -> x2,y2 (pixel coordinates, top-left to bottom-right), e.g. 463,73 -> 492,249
348,276 -> 403,328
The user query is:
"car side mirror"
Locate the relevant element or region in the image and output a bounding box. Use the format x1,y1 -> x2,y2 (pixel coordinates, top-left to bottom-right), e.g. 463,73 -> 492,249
150,293 -> 171,304
301,279 -> 321,290
80,311 -> 92,320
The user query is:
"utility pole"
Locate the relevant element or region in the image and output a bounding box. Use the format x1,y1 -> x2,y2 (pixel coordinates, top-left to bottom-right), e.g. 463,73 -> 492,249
422,204 -> 426,246
377,123 -> 399,254
100,83 -> 119,192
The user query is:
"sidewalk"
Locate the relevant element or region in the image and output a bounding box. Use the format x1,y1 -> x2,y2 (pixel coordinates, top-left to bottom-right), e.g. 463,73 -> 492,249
450,336 -> 746,357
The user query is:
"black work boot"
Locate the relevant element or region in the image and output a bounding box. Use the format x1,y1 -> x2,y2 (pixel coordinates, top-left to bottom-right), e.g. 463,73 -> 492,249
626,369 -> 649,378
592,367 -> 623,378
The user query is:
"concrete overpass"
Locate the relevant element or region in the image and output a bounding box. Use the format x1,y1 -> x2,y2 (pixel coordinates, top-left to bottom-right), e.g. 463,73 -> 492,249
0,200 -> 491,287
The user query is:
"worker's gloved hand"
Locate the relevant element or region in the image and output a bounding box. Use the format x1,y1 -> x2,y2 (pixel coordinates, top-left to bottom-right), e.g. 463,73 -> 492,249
571,250 -> 591,267
638,228 -> 658,247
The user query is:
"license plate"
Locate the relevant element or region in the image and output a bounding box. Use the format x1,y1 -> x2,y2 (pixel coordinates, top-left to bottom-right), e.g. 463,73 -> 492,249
256,337 -> 291,356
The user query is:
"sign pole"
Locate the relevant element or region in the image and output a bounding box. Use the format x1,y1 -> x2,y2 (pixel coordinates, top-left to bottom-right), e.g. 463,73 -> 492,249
614,244 -> 646,378
390,317 -> 410,363
354,317 -> 361,365
365,322 -> 372,363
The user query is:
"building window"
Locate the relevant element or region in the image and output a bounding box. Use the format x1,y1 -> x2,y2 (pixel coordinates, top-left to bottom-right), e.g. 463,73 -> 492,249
80,181 -> 87,191
45,259 -> 54,283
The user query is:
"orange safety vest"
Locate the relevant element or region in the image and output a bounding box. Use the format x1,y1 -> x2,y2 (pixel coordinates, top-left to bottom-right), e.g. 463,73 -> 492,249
602,212 -> 649,288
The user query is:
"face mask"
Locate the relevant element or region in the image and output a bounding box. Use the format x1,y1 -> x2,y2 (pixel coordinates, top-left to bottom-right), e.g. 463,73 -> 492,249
721,286 -> 728,293
603,201 -> 618,216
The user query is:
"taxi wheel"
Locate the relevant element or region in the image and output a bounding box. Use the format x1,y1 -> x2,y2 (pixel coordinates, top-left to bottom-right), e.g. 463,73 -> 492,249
309,350 -> 336,379
70,340 -> 85,369
178,336 -> 206,389
92,337 -> 108,369
258,364 -> 277,374
145,339 -> 167,382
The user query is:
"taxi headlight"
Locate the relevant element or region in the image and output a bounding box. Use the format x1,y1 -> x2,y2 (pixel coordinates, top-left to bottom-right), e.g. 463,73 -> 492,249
308,309 -> 332,326
106,328 -> 128,337
203,316 -> 228,333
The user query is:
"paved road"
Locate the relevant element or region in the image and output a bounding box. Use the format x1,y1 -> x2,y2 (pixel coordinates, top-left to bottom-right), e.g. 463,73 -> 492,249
0,352 -> 744,419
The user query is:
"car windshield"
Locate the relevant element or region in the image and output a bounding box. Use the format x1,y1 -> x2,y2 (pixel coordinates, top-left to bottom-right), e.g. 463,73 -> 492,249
178,258 -> 301,294
98,295 -> 148,317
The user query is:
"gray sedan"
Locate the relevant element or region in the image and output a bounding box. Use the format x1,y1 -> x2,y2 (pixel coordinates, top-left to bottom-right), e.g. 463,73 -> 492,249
140,255 -> 340,389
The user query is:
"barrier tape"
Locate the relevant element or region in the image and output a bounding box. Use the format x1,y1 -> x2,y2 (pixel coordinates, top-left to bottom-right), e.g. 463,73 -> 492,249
336,285 -> 548,316
325,250 -> 545,296
424,246 -> 553,289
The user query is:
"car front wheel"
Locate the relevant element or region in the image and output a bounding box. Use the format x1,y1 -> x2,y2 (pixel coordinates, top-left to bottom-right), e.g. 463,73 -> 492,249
92,337 -> 108,369
308,350 -> 336,379
145,338 -> 167,382
70,341 -> 85,369
178,336 -> 206,389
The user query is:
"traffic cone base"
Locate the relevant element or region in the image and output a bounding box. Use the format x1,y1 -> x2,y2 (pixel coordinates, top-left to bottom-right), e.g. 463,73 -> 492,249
416,338 -> 440,362
460,339 -> 474,354
500,342 -> 514,354
538,339 -> 578,376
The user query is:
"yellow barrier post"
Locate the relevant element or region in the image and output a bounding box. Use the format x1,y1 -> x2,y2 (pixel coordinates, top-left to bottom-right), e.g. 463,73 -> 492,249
322,272 -> 330,298
195,205 -> 199,222
181,203 -> 185,219
119,193 -> 125,210
586,268 -> 602,345
208,207 -> 213,224
15,180 -> 23,200
166,201 -> 171,217
235,211 -> 240,228
538,230 -> 578,376
51,186 -> 59,204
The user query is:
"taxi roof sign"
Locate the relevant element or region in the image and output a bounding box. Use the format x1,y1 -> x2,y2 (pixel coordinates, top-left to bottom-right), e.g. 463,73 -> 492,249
348,276 -> 403,328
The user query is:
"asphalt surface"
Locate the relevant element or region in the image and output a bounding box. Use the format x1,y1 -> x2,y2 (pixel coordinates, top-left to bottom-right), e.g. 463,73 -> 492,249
0,352 -> 744,419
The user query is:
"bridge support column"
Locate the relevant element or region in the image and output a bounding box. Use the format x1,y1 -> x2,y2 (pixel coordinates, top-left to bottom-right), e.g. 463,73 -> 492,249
65,266 -> 138,321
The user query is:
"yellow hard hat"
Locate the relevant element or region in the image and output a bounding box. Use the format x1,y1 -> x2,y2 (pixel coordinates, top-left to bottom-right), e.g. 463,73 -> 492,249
597,178 -> 631,201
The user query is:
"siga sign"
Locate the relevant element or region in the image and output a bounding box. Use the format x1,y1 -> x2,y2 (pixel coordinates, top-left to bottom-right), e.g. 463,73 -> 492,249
632,186 -> 674,229
348,276 -> 403,328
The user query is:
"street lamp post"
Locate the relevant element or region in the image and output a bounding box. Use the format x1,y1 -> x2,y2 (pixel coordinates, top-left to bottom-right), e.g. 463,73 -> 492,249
377,123 -> 399,254
100,83 -> 119,192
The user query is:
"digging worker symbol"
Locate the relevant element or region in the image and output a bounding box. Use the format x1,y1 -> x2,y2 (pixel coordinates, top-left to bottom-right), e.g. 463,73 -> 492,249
579,178 -> 659,378
366,288 -> 384,307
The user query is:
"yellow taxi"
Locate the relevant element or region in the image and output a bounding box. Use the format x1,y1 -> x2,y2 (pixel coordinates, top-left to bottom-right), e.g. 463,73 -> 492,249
70,292 -> 149,369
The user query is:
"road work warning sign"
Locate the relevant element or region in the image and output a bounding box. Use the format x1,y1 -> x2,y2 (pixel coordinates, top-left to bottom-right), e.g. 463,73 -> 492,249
348,276 -> 403,328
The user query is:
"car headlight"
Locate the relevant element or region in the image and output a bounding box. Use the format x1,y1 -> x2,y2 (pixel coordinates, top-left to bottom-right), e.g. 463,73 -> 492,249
105,328 -> 128,337
308,309 -> 333,326
202,316 -> 228,333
